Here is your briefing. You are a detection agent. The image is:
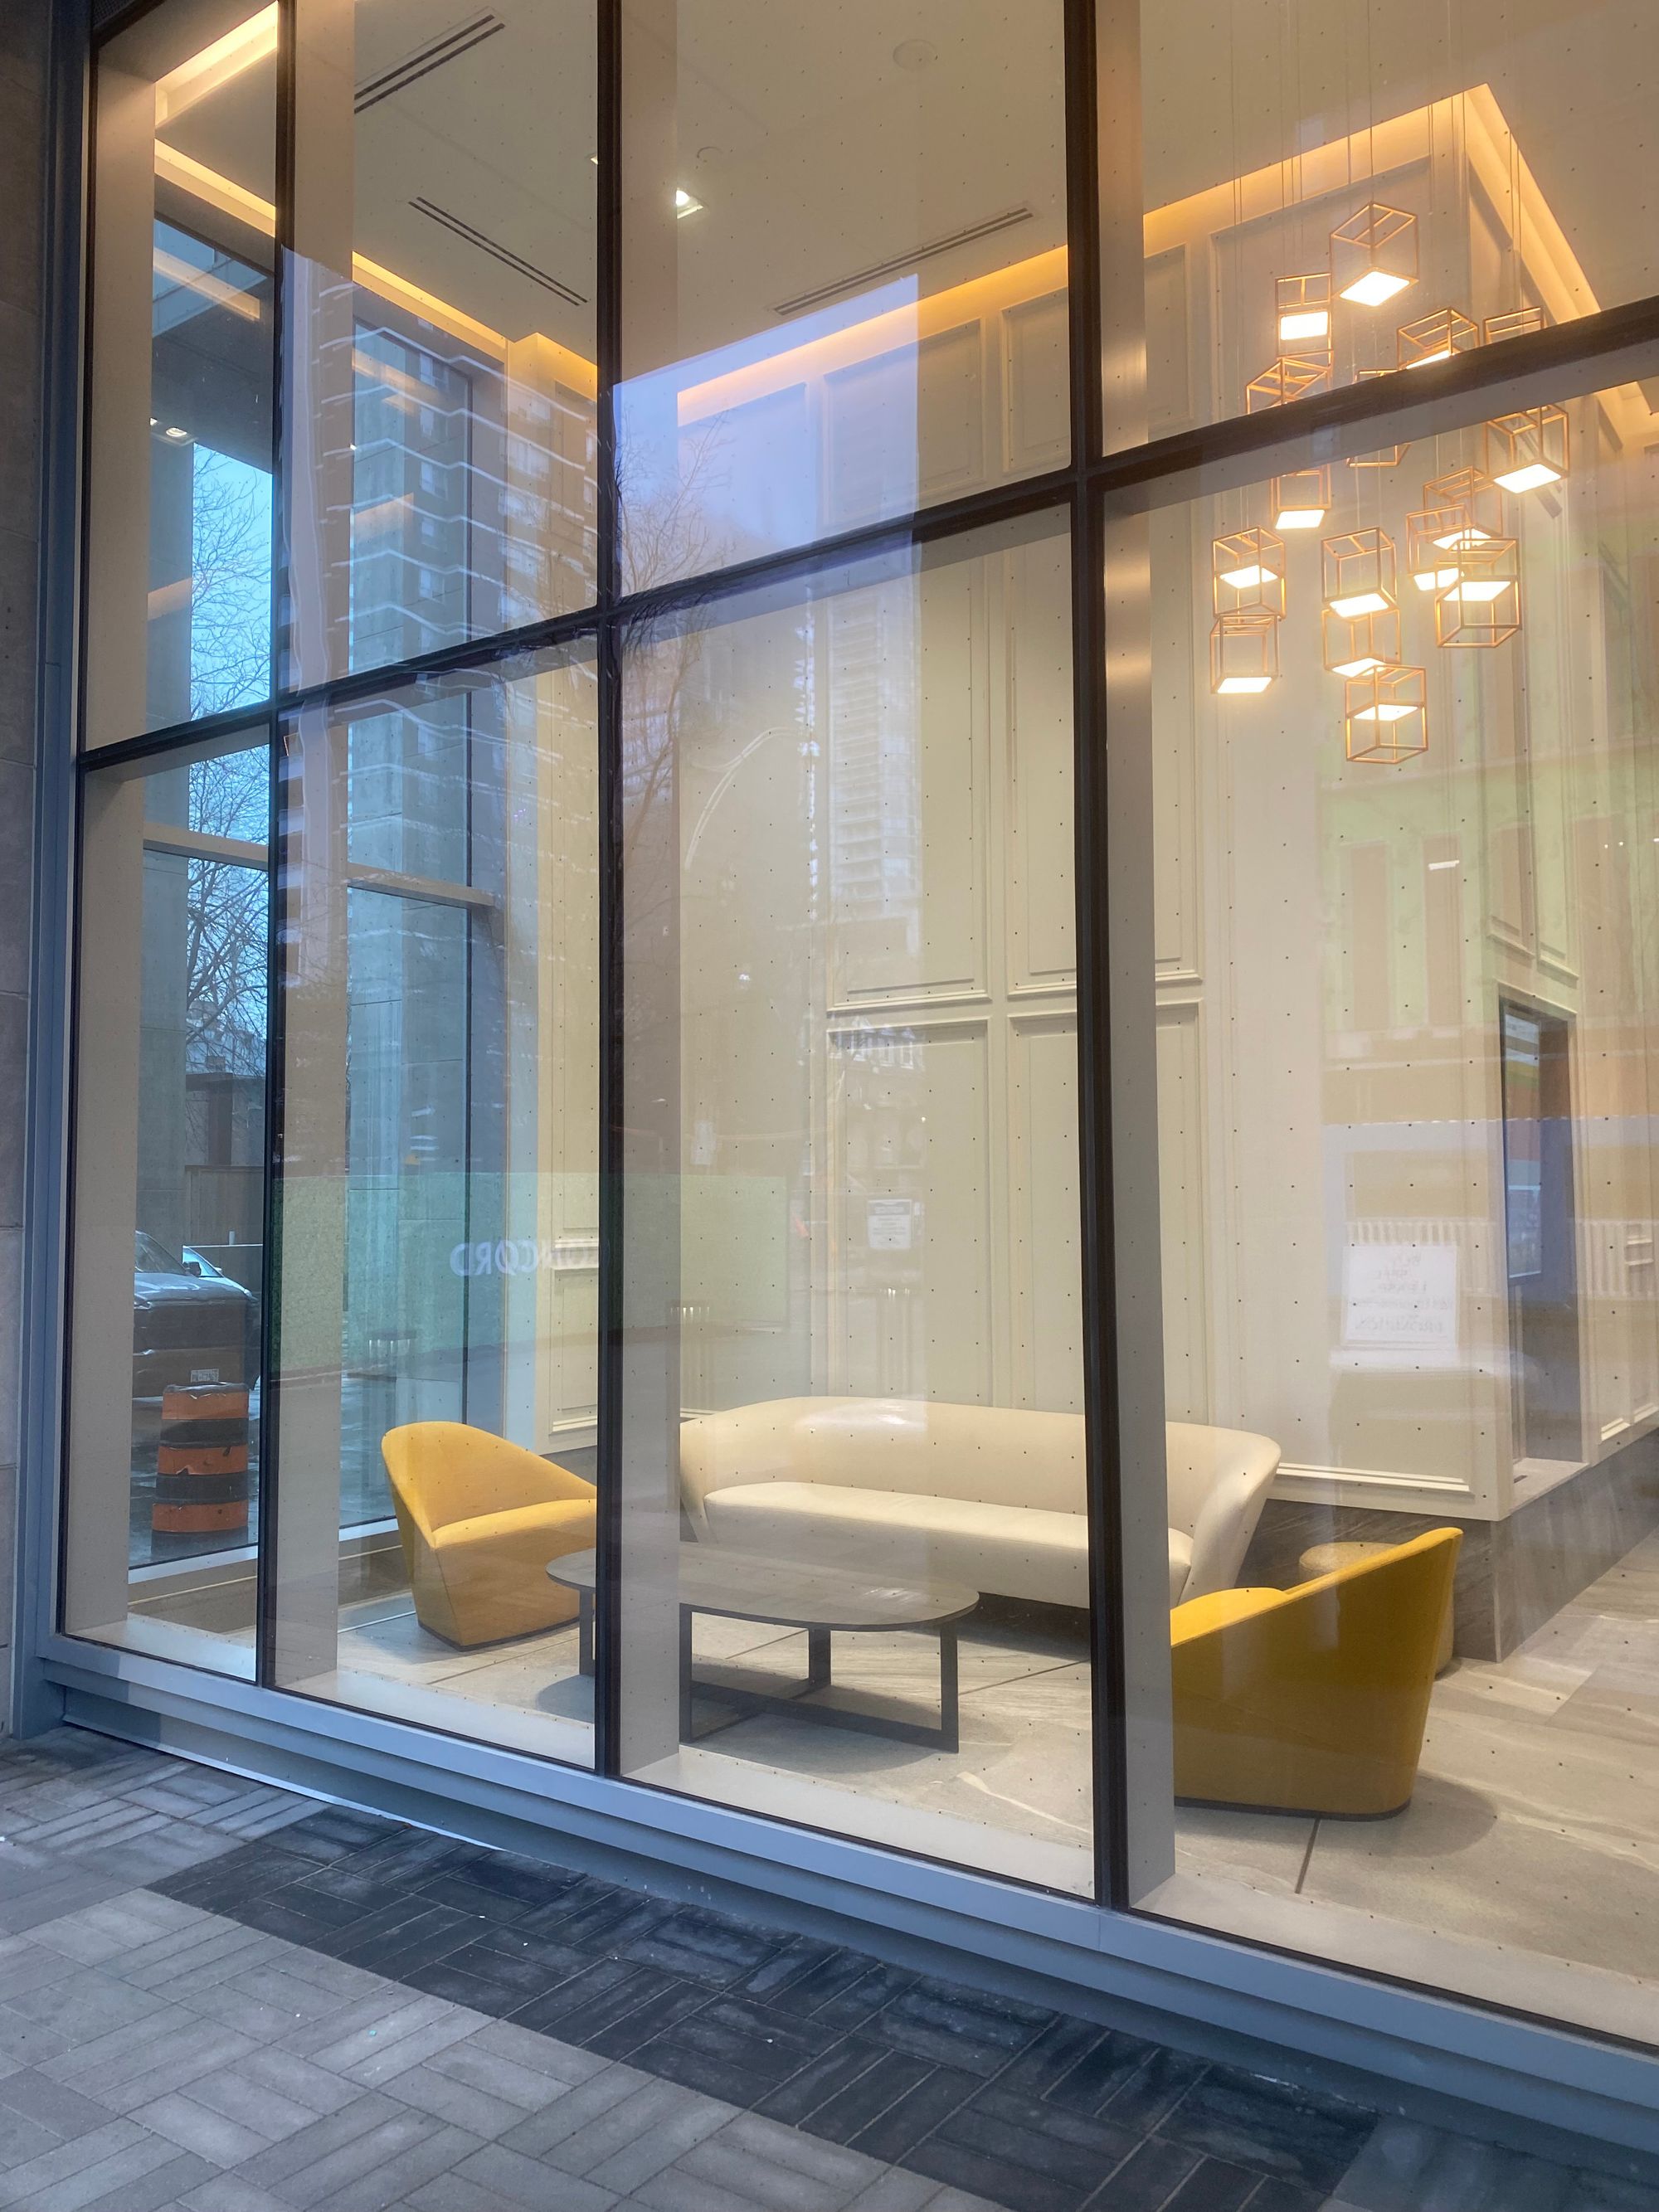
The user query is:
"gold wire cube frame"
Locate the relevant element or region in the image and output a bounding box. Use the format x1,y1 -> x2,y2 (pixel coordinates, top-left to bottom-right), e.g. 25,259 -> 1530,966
1345,665 -> 1428,765
1211,610 -> 1281,695
1322,602 -> 1401,678
1423,464 -> 1507,545
1276,271 -> 1333,348
1330,202 -> 1418,307
1347,369 -> 1410,468
1245,355 -> 1332,412
1407,503 -> 1483,593
1321,527 -> 1398,620
1483,304 -> 1548,345
1270,467 -> 1331,530
1434,537 -> 1521,648
1398,307 -> 1479,370
1483,405 -> 1569,493
1213,527 -> 1287,617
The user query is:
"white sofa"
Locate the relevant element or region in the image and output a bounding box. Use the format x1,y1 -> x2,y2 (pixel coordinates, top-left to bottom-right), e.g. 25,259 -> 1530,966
679,1398 -> 1280,1609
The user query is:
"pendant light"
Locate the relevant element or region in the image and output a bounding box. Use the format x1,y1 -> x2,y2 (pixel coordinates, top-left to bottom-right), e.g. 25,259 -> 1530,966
1246,356 -> 1331,412
1211,610 -> 1280,695
1276,272 -> 1332,349
1322,603 -> 1400,678
1345,666 -> 1428,764
1483,305 -> 1547,345
1434,538 -> 1521,647
1213,526 -> 1287,616
1398,308 -> 1479,371
1330,202 -> 1419,308
1322,527 -> 1398,620
1270,468 -> 1331,531
1483,406 -> 1569,493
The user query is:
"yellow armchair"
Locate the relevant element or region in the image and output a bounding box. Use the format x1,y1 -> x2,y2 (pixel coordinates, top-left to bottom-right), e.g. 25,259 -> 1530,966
381,1422 -> 597,1648
1170,1528 -> 1462,1818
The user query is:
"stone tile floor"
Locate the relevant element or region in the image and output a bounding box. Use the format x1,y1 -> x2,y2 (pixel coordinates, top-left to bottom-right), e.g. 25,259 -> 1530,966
0,1727 -> 1649,2212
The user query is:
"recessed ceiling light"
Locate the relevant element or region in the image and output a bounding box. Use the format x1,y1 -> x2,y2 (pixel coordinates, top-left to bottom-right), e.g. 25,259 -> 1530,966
893,38 -> 937,69
163,425 -> 190,440
675,188 -> 702,216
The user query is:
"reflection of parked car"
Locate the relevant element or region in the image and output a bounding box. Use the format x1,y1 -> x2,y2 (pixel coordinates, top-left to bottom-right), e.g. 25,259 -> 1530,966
133,1232 -> 259,1407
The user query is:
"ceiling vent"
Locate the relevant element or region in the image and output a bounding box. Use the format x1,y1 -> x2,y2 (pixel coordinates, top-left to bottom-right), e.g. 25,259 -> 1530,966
772,207 -> 1035,319
356,12 -> 504,112
409,197 -> 588,308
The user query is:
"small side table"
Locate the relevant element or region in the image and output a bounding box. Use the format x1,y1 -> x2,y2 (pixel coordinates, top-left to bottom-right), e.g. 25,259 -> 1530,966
1299,1540 -> 1456,1675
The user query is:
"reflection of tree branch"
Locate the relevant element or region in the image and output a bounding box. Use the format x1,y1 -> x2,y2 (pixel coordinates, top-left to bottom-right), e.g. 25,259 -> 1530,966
184,753 -> 268,1077
190,452 -> 270,722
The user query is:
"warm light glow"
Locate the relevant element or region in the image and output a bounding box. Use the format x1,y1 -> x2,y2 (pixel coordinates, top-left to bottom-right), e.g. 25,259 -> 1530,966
153,246 -> 262,323
1413,566 -> 1461,593
1331,591 -> 1389,619
1404,345 -> 1453,368
1332,654 -> 1387,678
1434,526 -> 1491,549
1217,675 -> 1272,694
675,188 -> 703,216
1279,309 -> 1330,343
155,5 -> 277,129
1353,701 -> 1415,722
1275,507 -> 1325,530
163,425 -> 189,440
1441,578 -> 1507,603
1220,564 -> 1273,589
1493,460 -> 1560,493
1340,269 -> 1410,308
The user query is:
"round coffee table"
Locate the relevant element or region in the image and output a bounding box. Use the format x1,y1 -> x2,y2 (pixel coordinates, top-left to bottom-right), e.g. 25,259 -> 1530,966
548,1544 -> 978,1749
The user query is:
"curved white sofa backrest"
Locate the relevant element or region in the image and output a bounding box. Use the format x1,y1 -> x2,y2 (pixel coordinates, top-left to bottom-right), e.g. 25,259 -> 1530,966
1165,1420 -> 1281,1599
680,1399 -> 1281,1601
679,1398 -> 1086,1532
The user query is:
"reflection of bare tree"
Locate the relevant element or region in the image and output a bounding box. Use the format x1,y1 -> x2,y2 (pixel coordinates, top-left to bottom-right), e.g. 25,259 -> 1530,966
190,452 -> 271,722
185,754 -> 267,1079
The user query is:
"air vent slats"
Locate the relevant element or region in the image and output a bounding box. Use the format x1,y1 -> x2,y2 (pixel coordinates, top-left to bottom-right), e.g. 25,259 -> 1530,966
409,198 -> 588,308
772,207 -> 1036,319
356,12 -> 504,113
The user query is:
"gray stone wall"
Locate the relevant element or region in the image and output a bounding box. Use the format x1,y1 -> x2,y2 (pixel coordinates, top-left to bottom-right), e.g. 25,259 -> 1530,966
0,0 -> 46,1722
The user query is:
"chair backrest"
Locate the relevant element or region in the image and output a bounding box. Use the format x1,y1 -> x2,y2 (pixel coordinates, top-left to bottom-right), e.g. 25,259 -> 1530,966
381,1422 -> 567,1536
1165,1421 -> 1281,1599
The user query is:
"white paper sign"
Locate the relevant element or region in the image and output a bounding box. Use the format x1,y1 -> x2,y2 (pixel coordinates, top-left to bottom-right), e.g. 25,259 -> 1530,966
867,1198 -> 915,1252
1343,1242 -> 1459,1350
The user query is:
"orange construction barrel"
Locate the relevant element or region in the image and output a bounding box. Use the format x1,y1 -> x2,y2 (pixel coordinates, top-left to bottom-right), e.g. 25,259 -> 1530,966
154,1384 -> 251,1537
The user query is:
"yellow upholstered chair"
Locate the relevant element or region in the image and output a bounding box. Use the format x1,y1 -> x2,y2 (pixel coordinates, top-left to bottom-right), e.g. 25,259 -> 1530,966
381,1422 -> 597,1648
1170,1528 -> 1462,1818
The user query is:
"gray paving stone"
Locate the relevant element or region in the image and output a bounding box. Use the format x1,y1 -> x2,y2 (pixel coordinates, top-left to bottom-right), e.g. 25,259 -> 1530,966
338,2008 -> 484,2088
227,2093 -> 404,2194
178,2174 -> 299,2212
292,2119 -> 484,2212
0,2115 -> 158,2208
196,2047 -> 365,2125
446,2142 -> 620,2212
282,1995 -> 447,2069
673,2108 -> 889,2208
81,2146 -> 218,2212
558,2076 -> 737,2191
497,2064 -> 650,2161
7,1962 -> 180,2046
0,2064 -> 114,2141
840,2170 -> 942,2211
136,2090 -> 278,2169
380,2064 -> 537,2142
460,2020 -> 607,2087
424,2038 -> 587,2116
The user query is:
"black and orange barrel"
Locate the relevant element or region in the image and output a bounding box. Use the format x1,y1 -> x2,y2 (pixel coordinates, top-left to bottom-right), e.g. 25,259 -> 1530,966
154,1384 -> 250,1536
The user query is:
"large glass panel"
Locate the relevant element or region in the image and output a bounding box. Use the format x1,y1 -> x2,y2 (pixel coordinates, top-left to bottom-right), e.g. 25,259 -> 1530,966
1124,372 -> 1659,2044
617,515 -> 1092,1891
85,1 -> 277,747
617,1 -> 1068,589
64,732 -> 270,1673
270,648 -> 600,1767
1127,4 -> 1659,444
285,0 -> 597,689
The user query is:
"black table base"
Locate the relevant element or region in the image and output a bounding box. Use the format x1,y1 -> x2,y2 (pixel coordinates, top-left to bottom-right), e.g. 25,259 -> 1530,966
575,1595 -> 960,1752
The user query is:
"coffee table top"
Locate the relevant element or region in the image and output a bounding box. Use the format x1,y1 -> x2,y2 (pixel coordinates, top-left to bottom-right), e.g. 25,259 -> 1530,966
547,1544 -> 978,1631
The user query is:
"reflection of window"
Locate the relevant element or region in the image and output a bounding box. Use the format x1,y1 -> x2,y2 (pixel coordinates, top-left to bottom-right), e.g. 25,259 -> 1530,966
1503,1004 -> 1544,1282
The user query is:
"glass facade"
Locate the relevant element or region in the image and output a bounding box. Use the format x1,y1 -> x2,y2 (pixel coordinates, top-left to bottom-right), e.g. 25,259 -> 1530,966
52,0 -> 1659,2087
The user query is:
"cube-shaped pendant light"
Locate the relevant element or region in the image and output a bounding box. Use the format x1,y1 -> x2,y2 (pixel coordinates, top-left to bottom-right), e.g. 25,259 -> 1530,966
1246,355 -> 1331,412
1407,503 -> 1486,593
1270,467 -> 1331,531
1276,271 -> 1332,349
1322,602 -> 1401,678
1331,202 -> 1418,307
1434,537 -> 1521,647
1210,610 -> 1280,694
1483,304 -> 1547,345
1483,405 -> 1569,493
1345,665 -> 1428,764
1322,527 -> 1397,620
1213,526 -> 1287,616
1423,464 -> 1506,543
1398,307 -> 1479,371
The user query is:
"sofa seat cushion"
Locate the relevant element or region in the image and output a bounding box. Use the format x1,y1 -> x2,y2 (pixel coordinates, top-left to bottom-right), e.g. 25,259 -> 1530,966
703,1481 -> 1089,1609
1168,1529 -> 1194,1607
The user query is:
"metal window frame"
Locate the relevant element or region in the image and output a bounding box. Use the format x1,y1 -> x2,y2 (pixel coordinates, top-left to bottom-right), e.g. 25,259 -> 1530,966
16,0 -> 1659,2162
